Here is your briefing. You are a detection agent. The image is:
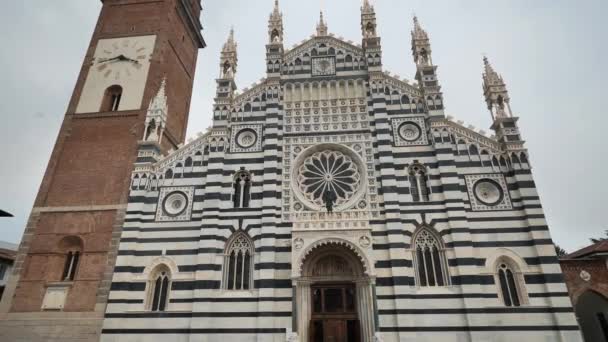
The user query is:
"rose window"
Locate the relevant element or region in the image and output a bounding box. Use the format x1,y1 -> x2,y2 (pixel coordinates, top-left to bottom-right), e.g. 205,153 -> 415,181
398,122 -> 422,142
296,150 -> 361,208
473,179 -> 504,206
235,129 -> 257,149
162,191 -> 188,216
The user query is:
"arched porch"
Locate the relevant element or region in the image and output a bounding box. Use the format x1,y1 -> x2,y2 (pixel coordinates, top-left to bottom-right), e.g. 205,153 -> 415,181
293,239 -> 376,342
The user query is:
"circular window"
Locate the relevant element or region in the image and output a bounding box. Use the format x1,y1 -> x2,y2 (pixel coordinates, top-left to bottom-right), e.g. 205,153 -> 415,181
398,122 -> 422,142
473,179 -> 504,206
292,144 -> 366,211
162,191 -> 188,216
235,128 -> 258,149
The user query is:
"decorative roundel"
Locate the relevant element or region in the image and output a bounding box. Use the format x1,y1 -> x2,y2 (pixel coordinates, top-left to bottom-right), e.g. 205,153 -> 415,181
473,179 -> 504,206
292,144 -> 366,211
162,191 -> 188,217
397,122 -> 422,142
235,128 -> 258,149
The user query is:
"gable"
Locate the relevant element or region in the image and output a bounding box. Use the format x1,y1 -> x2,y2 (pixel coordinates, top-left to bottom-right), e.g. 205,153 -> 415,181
283,36 -> 365,69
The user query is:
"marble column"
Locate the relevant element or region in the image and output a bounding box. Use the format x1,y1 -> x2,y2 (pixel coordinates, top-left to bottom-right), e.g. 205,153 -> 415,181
296,280 -> 312,342
356,280 -> 375,342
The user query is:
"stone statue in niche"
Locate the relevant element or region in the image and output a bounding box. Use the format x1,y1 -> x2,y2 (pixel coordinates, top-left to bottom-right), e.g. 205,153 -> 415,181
322,189 -> 337,213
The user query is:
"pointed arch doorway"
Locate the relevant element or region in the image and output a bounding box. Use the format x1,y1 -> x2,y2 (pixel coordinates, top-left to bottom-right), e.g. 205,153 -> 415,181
295,241 -> 376,342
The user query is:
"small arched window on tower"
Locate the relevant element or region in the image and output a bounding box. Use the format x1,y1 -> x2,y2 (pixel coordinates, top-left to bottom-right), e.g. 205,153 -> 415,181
271,29 -> 280,43
233,169 -> 252,208
101,85 -> 123,112
58,236 -> 83,282
365,22 -> 375,37
419,48 -> 428,64
409,163 -> 430,202
222,61 -> 232,78
145,119 -> 156,141
412,227 -> 450,287
222,232 -> 254,290
148,264 -> 171,312
496,258 -> 527,307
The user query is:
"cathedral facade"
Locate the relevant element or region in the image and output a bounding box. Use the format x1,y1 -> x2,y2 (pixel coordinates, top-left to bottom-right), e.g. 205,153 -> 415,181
99,2 -> 582,341
1,1 -> 582,342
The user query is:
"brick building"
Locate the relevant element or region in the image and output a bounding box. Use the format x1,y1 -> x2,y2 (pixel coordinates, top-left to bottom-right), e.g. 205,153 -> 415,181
0,1 -> 205,341
561,241 -> 608,341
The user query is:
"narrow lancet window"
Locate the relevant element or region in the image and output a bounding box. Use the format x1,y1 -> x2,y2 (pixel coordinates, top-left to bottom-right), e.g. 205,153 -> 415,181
233,170 -> 252,208
409,163 -> 430,202
62,251 -> 80,281
413,228 -> 449,287
498,262 -> 522,307
223,233 -> 253,290
149,266 -> 171,312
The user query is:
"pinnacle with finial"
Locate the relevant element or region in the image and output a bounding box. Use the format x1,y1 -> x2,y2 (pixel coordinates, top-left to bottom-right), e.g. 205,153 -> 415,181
482,56 -> 504,85
317,11 -> 328,36
271,0 -> 281,19
362,0 -> 374,13
223,27 -> 237,52
149,77 -> 168,114
412,15 -> 429,40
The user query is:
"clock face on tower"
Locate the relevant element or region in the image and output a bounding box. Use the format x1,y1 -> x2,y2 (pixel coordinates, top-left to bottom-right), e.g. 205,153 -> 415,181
95,40 -> 148,80
76,35 -> 157,114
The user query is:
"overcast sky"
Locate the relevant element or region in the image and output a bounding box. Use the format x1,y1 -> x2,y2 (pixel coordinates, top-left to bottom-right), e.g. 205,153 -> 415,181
0,0 -> 606,253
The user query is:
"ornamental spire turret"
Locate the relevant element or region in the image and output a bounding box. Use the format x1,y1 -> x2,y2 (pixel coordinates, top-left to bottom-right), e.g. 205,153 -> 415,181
361,0 -> 382,72
316,11 -> 328,36
483,56 -> 512,120
214,28 -> 238,127
483,57 -> 525,152
362,0 -> 374,14
219,27 -> 238,81
361,0 -> 377,39
220,27 -> 238,79
266,0 -> 284,78
411,16 -> 431,66
410,16 -> 444,117
268,0 -> 284,44
143,77 -> 167,144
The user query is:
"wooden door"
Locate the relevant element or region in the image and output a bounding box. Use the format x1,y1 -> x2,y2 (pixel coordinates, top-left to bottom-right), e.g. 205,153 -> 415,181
323,319 -> 346,342
310,284 -> 360,342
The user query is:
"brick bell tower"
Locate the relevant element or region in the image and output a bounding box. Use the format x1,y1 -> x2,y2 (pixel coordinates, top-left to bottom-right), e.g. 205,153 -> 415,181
0,0 -> 205,340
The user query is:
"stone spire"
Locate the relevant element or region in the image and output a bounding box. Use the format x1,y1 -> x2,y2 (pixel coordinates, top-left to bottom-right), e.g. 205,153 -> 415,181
223,27 -> 237,54
362,0 -> 374,14
411,16 -> 431,66
410,16 -> 444,117
266,1 -> 284,78
316,11 -> 328,36
483,56 -> 512,119
483,56 -> 525,152
361,0 -> 377,39
361,0 -> 381,71
220,28 -> 238,80
268,0 -> 284,44
412,16 -> 429,40
143,77 -> 168,143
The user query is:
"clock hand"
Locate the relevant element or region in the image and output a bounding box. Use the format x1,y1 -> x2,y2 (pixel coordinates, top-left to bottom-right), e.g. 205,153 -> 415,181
98,56 -> 120,63
117,54 -> 140,64
98,54 -> 139,64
